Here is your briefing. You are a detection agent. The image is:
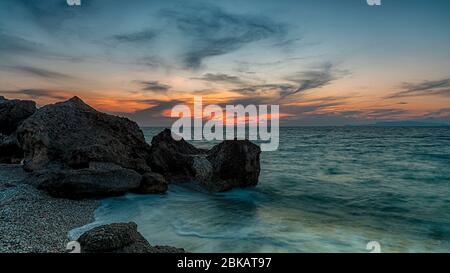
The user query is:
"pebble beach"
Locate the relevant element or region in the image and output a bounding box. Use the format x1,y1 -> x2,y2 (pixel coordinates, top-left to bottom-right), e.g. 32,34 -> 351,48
0,164 -> 99,253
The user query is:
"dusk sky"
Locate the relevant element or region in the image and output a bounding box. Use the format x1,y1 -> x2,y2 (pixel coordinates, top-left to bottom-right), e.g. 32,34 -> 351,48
1,0 -> 449,126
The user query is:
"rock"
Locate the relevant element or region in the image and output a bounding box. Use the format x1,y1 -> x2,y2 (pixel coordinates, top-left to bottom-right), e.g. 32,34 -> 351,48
27,163 -> 142,199
78,222 -> 150,253
206,140 -> 261,192
0,96 -> 36,136
0,97 -> 34,164
148,245 -> 187,253
16,96 -> 151,173
148,128 -> 206,182
148,129 -> 261,192
78,222 -> 185,253
132,172 -> 168,194
0,133 -> 23,164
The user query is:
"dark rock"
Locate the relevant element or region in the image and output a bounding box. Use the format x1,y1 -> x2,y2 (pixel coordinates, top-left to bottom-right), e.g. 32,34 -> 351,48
206,140 -> 261,192
0,96 -> 36,135
148,128 -> 206,182
132,172 -> 168,194
149,245 -> 187,253
27,163 -> 142,199
16,96 -> 151,173
78,222 -> 185,253
0,133 -> 24,164
78,222 -> 150,253
148,129 -> 261,192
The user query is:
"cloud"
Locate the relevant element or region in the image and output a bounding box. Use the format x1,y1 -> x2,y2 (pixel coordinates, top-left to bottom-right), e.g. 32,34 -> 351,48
0,33 -> 40,55
364,108 -> 408,118
330,108 -> 409,120
0,32 -> 58,58
425,108 -> 450,118
283,63 -> 345,97
232,83 -> 295,96
112,29 -> 157,43
218,96 -> 277,107
230,63 -> 347,99
387,78 -> 450,98
0,89 -> 68,100
192,73 -> 245,85
113,99 -> 186,126
0,32 -> 81,61
138,81 -> 171,93
162,4 -> 286,68
5,0 -> 88,31
3,65 -> 74,80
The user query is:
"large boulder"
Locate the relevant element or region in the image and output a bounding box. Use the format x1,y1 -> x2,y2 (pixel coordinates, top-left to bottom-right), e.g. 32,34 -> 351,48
16,96 -> 151,173
0,97 -> 36,163
148,128 -> 206,182
27,163 -> 142,199
148,129 -> 261,192
77,222 -> 185,253
206,140 -> 261,192
0,96 -> 36,135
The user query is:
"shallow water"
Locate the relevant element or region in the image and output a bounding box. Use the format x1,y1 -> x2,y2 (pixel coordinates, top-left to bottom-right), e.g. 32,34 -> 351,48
70,127 -> 450,253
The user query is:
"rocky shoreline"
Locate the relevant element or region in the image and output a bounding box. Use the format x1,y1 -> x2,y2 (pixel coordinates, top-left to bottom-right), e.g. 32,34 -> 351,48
0,164 -> 99,253
0,96 -> 261,253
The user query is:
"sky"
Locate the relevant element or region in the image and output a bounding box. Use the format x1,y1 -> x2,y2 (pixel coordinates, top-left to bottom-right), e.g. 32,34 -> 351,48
0,0 -> 449,126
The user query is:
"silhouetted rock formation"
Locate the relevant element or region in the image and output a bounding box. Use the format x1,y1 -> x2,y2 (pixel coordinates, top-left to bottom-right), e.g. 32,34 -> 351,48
14,97 -> 164,198
206,140 -> 260,192
148,129 -> 261,192
17,96 -> 151,173
148,128 -> 207,182
4,96 -> 261,197
27,163 -> 142,199
0,96 -> 36,135
78,222 -> 185,253
0,133 -> 23,164
0,97 -> 36,163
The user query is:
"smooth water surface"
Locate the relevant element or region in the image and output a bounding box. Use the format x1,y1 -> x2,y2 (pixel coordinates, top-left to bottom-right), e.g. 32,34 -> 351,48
71,127 -> 450,252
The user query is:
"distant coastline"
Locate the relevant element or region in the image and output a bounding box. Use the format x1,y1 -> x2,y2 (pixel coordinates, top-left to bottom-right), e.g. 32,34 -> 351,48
346,121 -> 450,127
140,121 -> 450,129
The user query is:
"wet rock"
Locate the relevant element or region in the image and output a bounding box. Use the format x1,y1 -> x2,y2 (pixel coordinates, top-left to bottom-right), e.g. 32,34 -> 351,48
16,96 -> 152,173
148,128 -> 206,182
206,140 -> 261,192
0,96 -> 36,136
148,129 -> 261,192
0,97 -> 35,164
78,222 -> 185,253
132,172 -> 168,194
0,134 -> 23,164
27,163 -> 142,199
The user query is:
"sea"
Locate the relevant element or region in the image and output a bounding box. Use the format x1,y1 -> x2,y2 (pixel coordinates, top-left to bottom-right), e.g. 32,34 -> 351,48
70,127 -> 450,253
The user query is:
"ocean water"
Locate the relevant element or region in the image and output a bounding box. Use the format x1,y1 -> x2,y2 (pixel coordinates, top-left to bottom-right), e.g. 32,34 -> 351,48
70,127 -> 450,253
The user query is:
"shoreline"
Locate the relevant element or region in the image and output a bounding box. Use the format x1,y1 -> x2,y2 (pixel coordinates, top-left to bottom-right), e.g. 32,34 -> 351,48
0,164 -> 100,253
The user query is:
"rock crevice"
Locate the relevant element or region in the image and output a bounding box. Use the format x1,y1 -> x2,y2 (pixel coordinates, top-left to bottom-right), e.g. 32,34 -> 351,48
148,128 -> 261,192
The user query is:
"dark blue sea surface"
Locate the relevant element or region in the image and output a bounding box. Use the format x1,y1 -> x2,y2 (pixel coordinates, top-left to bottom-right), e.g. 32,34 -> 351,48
71,127 -> 450,252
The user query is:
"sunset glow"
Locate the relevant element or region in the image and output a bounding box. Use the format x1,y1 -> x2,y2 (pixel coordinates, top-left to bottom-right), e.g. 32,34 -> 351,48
1,0 -> 449,126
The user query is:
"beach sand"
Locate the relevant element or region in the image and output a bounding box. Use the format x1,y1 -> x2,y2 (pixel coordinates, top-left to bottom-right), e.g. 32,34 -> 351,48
0,164 -> 99,253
